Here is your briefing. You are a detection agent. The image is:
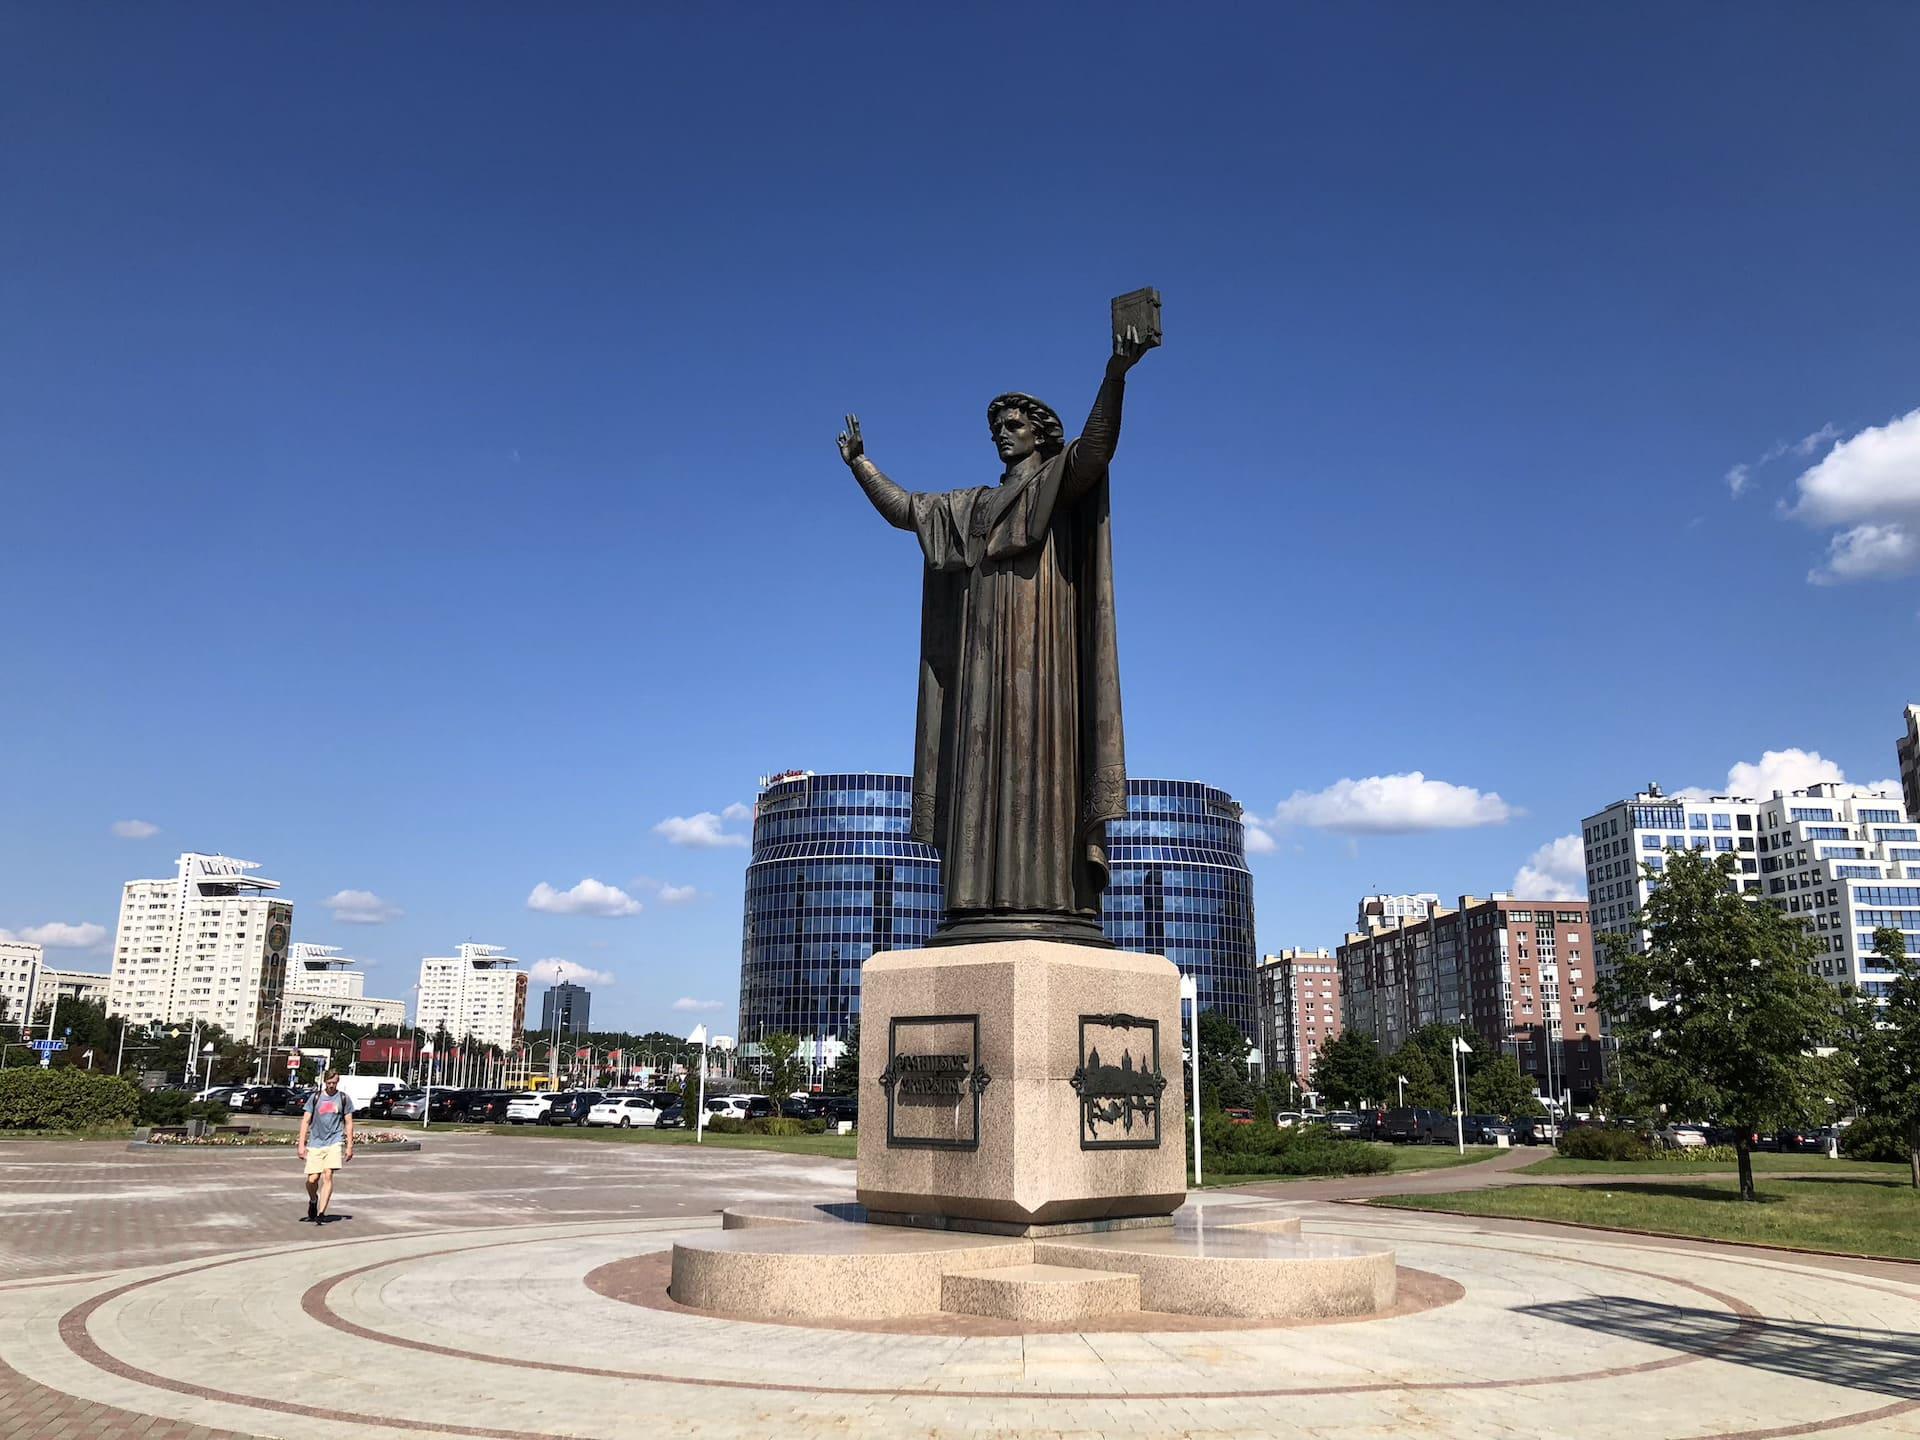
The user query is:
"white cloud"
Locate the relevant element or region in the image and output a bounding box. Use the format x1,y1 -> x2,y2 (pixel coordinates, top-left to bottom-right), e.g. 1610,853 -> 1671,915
1676,747 -> 1901,801
527,958 -> 616,986
526,878 -> 643,917
0,921 -> 108,950
1242,818 -> 1277,855
1809,523 -> 1919,585
655,882 -> 699,904
1785,407 -> 1920,583
110,819 -> 159,839
1512,835 -> 1587,901
672,996 -> 726,1013
1793,421 -> 1841,458
1725,463 -> 1751,498
653,812 -> 749,848
323,889 -> 403,925
1268,772 -> 1516,834
721,801 -> 753,822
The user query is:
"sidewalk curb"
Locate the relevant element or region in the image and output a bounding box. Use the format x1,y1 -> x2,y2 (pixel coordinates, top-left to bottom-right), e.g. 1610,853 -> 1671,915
124,1140 -> 424,1155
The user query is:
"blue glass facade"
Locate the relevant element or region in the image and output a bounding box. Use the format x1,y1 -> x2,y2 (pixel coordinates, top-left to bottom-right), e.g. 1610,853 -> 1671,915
737,772 -> 1259,1054
736,773 -> 942,1060
1104,778 -> 1259,1039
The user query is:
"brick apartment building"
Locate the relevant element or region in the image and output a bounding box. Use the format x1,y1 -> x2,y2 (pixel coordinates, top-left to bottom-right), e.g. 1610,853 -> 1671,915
1337,894 -> 1602,1107
1256,948 -> 1342,1087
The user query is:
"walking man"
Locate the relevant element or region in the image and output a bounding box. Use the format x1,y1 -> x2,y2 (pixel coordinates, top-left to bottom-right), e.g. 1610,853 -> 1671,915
297,1069 -> 355,1223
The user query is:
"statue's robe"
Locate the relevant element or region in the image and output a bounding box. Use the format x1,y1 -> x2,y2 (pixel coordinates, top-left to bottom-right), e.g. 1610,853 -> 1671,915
906,392 -> 1127,930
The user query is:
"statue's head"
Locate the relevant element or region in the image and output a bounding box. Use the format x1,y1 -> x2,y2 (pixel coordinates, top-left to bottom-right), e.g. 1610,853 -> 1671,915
987,393 -> 1064,465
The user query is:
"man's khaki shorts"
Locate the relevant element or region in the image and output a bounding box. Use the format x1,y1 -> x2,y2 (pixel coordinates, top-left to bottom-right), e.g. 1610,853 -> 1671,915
304,1142 -> 343,1176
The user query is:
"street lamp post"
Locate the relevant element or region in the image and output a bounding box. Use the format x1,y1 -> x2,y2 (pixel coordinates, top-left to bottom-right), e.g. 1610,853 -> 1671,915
200,1042 -> 216,1094
420,1044 -> 434,1129
1451,1037 -> 1473,1155
1180,975 -> 1200,1184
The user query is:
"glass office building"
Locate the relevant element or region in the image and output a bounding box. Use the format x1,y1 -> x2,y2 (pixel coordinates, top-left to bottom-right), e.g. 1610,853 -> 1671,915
1103,778 -> 1259,1038
737,772 -> 1260,1062
735,772 -> 942,1071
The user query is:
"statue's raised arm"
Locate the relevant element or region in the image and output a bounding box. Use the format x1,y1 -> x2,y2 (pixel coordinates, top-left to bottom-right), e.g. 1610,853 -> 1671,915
838,413 -> 913,530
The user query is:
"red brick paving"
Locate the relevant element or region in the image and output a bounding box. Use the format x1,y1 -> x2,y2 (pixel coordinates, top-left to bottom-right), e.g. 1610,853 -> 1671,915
0,1358 -> 266,1440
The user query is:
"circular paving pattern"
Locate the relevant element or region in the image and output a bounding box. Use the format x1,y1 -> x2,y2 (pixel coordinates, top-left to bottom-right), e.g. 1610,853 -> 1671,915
5,1203 -> 1920,1438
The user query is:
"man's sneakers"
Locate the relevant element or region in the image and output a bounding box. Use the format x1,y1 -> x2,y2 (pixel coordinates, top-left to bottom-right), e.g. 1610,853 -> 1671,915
305,1198 -> 318,1223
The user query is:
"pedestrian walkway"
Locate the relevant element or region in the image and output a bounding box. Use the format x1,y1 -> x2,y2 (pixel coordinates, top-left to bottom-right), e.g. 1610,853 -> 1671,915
4,1134 -> 1918,1437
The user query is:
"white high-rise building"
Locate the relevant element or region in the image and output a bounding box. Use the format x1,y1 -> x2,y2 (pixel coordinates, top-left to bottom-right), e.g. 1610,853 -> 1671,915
279,943 -> 408,1033
416,944 -> 527,1050
1,941 -> 41,1032
39,968 -> 110,1009
1356,894 -> 1441,931
1583,781 -> 1917,999
106,853 -> 293,1044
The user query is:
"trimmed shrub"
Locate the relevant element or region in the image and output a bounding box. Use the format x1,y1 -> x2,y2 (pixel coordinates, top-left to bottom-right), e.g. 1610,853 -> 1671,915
138,1089 -> 192,1126
188,1100 -> 231,1125
701,1116 -> 746,1134
1199,1113 -> 1392,1177
1840,1117 -> 1910,1164
1557,1126 -> 1655,1163
0,1067 -> 141,1131
1665,1143 -> 1740,1163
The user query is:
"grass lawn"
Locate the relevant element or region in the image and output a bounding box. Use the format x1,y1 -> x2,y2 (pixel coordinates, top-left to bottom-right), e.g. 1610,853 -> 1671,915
0,1126 -> 137,1141
1374,1174 -> 1920,1260
1196,1143 -> 1503,1188
477,1122 -> 857,1160
1519,1153 -> 1912,1178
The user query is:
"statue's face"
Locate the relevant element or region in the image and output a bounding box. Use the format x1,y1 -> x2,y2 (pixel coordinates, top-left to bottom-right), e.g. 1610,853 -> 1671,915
991,408 -> 1040,464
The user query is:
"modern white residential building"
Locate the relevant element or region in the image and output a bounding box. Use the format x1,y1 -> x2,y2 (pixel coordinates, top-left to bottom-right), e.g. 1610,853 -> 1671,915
1355,894 -> 1440,931
39,968 -> 110,1009
1898,702 -> 1920,824
416,944 -> 527,1050
276,943 -> 407,1034
1583,781 -> 1918,999
105,853 -> 293,1044
1,941 -> 41,1032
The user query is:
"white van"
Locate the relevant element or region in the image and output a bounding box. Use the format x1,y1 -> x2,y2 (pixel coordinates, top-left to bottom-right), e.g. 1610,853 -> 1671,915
334,1075 -> 402,1113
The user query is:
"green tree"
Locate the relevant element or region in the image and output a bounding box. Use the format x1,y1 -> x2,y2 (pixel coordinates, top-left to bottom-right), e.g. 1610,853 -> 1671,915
1194,1010 -> 1253,1112
762,1032 -> 807,1098
823,1022 -> 860,1094
1310,1031 -> 1388,1107
1855,927 -> 1920,1189
1387,1039 -> 1449,1109
1597,848 -> 1838,1201
1467,1054 -> 1546,1117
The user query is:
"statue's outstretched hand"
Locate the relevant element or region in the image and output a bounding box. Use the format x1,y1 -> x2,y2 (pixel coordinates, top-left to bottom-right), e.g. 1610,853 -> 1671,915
1109,324 -> 1151,376
837,414 -> 865,467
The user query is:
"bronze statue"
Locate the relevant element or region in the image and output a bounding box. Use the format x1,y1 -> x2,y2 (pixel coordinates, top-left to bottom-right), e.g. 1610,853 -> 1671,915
839,307 -> 1156,946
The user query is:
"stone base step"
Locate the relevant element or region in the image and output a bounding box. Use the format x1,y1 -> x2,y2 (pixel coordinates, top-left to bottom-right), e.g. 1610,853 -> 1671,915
941,1263 -> 1141,1323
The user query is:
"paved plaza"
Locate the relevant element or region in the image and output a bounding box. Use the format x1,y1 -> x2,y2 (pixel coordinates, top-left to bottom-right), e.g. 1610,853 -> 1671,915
4,1134 -> 1919,1438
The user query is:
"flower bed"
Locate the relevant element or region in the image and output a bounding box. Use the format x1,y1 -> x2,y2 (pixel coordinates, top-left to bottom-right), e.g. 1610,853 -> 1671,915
135,1128 -> 419,1151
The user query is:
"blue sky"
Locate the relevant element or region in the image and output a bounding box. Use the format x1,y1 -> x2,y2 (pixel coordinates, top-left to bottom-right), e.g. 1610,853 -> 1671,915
5,5 -> 1919,1031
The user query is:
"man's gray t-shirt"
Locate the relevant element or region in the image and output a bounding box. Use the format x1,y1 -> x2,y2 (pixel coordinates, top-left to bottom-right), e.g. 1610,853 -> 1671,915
306,1090 -> 354,1148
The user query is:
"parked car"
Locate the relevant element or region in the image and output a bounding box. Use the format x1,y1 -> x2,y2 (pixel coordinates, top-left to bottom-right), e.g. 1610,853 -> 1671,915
231,1085 -> 304,1116
589,1095 -> 667,1128
453,1091 -> 517,1124
542,1091 -> 605,1126
423,1089 -> 472,1122
1425,1113 -> 1461,1146
1324,1111 -> 1363,1137
818,1094 -> 857,1126
737,1094 -> 776,1120
334,1075 -> 402,1116
781,1097 -> 815,1120
1774,1125 -> 1827,1154
1465,1114 -> 1513,1145
506,1092 -> 557,1124
654,1102 -> 688,1129
1354,1107 -> 1388,1141
386,1090 -> 426,1120
1273,1111 -> 1303,1129
1657,1123 -> 1709,1149
1513,1116 -> 1560,1146
1380,1107 -> 1432,1143
1223,1107 -> 1256,1125
193,1085 -> 239,1106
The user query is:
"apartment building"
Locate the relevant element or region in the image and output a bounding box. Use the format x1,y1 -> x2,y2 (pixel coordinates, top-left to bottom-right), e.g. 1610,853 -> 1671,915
416,944 -> 527,1050
1338,894 -> 1600,1105
1255,948 -> 1341,1084
105,853 -> 293,1044
1,941 -> 41,1031
1899,703 -> 1920,826
1582,781 -> 1915,998
274,943 -> 407,1035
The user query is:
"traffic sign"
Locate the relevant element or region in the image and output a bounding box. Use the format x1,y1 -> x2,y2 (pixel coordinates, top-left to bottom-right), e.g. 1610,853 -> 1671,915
29,1039 -> 68,1053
